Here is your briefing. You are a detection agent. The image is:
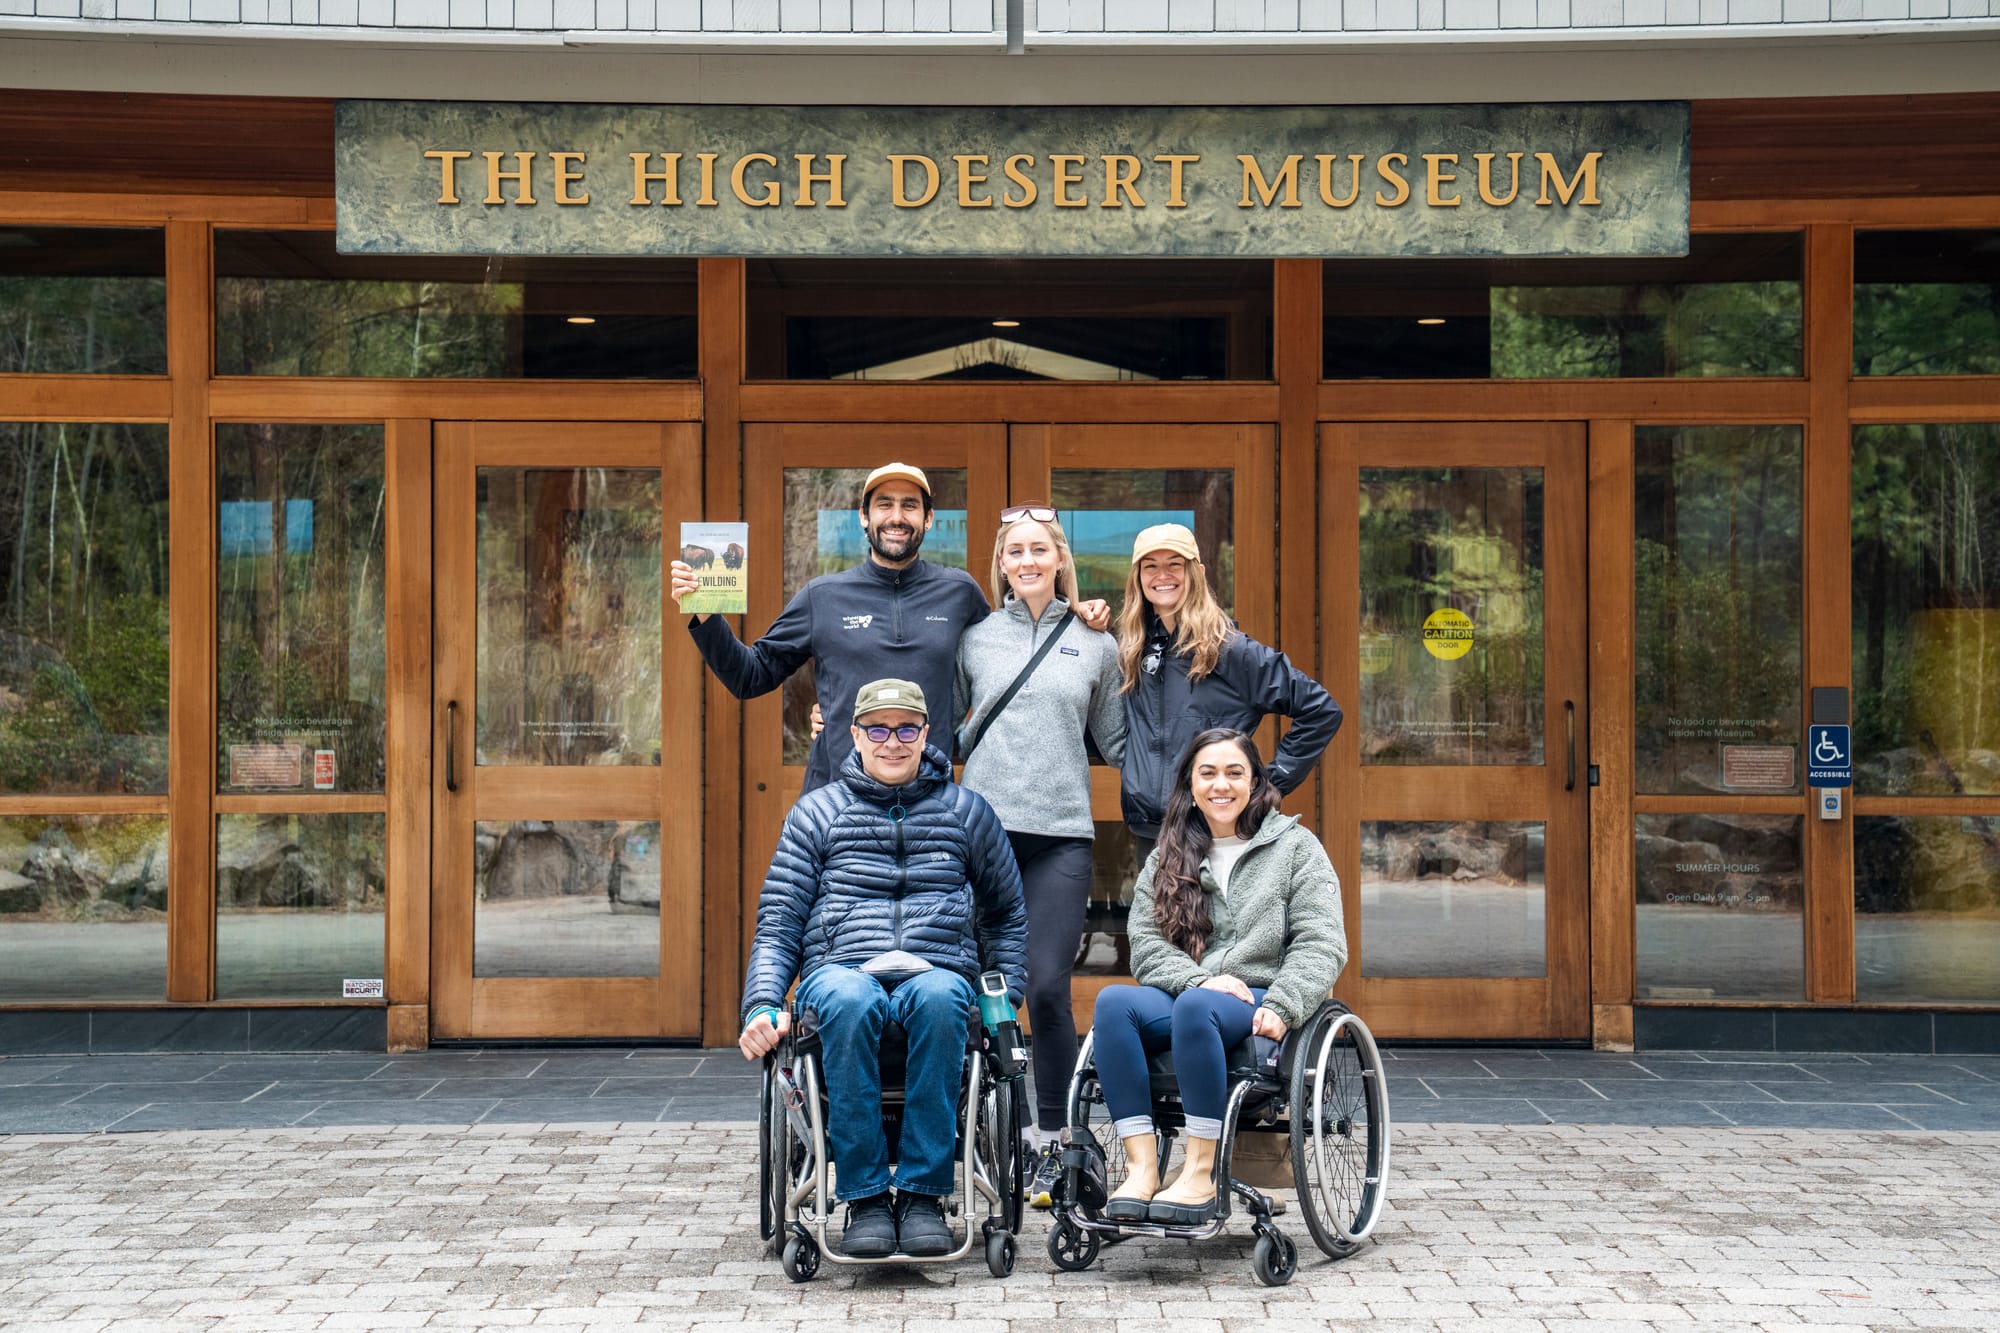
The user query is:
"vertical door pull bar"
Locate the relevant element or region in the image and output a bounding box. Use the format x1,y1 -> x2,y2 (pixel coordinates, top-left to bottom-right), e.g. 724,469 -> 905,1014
446,700 -> 460,793
1564,700 -> 1576,792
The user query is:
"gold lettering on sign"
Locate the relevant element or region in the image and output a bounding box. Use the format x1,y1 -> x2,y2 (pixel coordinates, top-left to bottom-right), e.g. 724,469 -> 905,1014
1238,154 -> 1303,208
1474,152 -> 1524,206
1002,154 -> 1038,208
552,152 -> 589,206
483,151 -> 536,206
696,153 -> 721,207
955,155 -> 993,208
731,152 -> 782,207
1536,151 -> 1602,206
1050,154 -> 1087,208
889,154 -> 941,207
793,153 -> 848,207
1317,154 -> 1364,208
629,152 -> 683,206
1102,155 -> 1144,208
1423,153 -> 1460,207
425,149 -> 471,204
1154,154 -> 1198,208
1374,153 -> 1411,208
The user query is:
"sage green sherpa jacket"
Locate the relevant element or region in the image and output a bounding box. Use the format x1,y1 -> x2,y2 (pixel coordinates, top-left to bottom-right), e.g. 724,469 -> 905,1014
1127,813 -> 1348,1031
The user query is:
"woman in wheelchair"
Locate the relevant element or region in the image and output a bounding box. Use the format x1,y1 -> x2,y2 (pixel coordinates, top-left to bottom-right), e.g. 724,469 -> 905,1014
1091,726 -> 1348,1226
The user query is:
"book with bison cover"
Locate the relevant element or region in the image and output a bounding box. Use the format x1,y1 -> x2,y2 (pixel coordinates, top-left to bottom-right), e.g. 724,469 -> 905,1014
679,522 -> 749,615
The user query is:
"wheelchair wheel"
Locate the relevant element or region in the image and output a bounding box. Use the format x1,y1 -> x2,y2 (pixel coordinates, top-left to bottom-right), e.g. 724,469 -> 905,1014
980,1076 -> 1024,1235
781,1232 -> 819,1282
984,1227 -> 1016,1278
1288,1005 -> 1390,1260
1046,1216 -> 1099,1272
758,1059 -> 783,1249
1252,1230 -> 1298,1287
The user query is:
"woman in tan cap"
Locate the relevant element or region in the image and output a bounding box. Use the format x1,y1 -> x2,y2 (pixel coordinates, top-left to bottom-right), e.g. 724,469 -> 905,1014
1116,522 -> 1342,862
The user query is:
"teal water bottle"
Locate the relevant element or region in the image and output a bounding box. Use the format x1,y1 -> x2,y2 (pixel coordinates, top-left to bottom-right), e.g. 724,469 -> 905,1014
978,971 -> 1026,1081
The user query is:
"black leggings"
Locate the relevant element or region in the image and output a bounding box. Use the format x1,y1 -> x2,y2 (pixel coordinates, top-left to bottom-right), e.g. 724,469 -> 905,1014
1009,830 -> 1094,1133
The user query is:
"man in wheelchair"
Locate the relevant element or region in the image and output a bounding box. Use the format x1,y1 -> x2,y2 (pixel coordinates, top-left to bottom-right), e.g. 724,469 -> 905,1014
737,677 -> 1028,1260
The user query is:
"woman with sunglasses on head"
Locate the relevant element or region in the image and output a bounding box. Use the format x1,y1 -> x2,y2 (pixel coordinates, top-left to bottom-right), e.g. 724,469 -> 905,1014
1117,523 -> 1342,863
954,503 -> 1127,1209
1094,727 -> 1347,1224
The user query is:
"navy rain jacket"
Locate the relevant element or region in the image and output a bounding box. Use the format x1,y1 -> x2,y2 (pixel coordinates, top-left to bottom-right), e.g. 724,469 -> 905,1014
1120,607 -> 1344,839
740,744 -> 1029,1024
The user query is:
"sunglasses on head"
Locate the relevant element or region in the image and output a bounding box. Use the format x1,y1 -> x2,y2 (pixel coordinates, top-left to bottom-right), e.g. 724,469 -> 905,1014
999,504 -> 1058,524
859,723 -> 925,743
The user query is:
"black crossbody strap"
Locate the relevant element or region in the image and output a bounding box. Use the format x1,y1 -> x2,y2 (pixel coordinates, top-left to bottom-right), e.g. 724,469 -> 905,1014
962,609 -> 1076,756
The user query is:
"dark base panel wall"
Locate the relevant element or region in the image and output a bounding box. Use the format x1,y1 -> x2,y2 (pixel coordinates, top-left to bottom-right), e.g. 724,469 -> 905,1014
1635,1007 -> 2000,1054
0,1007 -> 388,1055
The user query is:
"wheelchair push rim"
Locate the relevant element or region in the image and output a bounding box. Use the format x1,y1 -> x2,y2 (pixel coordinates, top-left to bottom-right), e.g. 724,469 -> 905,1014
1288,1005 -> 1392,1259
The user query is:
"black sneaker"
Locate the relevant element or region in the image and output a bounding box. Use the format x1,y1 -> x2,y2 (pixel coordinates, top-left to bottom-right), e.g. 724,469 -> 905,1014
893,1191 -> 954,1256
838,1191 -> 896,1258
1026,1143 -> 1063,1210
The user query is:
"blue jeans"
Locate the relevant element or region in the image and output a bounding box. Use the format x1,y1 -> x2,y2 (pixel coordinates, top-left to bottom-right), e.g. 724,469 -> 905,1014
1091,983 -> 1266,1140
794,964 -> 977,1201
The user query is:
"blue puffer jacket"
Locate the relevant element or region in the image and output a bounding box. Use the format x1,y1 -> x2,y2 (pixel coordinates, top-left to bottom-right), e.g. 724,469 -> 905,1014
740,743 -> 1028,1024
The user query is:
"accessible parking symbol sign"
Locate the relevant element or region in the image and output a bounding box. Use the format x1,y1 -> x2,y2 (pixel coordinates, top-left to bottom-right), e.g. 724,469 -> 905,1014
1808,725 -> 1852,788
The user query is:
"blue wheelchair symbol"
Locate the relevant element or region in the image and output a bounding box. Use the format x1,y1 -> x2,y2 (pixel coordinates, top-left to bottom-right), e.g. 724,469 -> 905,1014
1808,725 -> 1852,787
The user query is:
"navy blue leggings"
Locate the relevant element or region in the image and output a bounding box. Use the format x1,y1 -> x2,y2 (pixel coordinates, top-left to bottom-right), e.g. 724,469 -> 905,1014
1091,982 -> 1265,1139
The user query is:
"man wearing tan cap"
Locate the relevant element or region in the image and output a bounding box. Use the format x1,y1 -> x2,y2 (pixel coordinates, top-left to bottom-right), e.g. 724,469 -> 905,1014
671,463 -> 988,793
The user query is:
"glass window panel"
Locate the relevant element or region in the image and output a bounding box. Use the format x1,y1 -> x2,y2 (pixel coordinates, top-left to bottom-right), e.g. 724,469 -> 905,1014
1075,820 -> 1147,977
1635,812 -> 1803,1000
1854,229 -> 2000,377
0,226 -> 167,375
216,424 -> 386,794
215,812 -> 385,1000
214,231 -> 697,379
778,467 -> 969,765
1360,821 -> 1545,977
474,819 -> 660,977
1852,424 -> 2000,796
1051,469 -> 1234,621
1856,814 -> 2000,1004
0,422 -> 170,795
477,468 -> 662,767
0,814 -> 166,1000
747,258 -> 1272,380
1634,426 -> 1803,795
1324,233 -> 1802,380
1358,468 -> 1543,766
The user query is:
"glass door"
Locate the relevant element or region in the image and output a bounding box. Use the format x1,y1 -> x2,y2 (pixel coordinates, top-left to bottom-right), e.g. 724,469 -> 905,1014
1322,422 -> 1590,1039
431,422 -> 703,1039
1011,423 -> 1276,1011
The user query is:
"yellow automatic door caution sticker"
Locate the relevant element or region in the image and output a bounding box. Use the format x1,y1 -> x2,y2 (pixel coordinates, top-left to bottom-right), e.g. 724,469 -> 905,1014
1422,608 -> 1474,661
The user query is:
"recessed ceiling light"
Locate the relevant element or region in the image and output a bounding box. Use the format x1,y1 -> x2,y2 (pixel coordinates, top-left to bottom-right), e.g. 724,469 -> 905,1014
1416,318 -> 1446,326
991,318 -> 1021,328
566,316 -> 597,325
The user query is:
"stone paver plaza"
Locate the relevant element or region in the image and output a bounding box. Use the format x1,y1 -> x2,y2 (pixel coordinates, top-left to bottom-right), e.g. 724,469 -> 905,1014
4,1049 -> 2000,1330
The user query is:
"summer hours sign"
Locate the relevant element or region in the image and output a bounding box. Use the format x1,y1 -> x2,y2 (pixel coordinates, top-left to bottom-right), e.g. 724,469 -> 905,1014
334,101 -> 1690,260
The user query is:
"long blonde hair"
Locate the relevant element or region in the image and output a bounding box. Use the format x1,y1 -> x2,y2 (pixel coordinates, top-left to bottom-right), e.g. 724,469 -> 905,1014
1117,553 -> 1234,691
989,514 -> 1083,607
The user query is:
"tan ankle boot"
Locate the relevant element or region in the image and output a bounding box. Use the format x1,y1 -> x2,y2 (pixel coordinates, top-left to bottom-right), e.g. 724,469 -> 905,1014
1151,1135 -> 1219,1218
1105,1134 -> 1159,1220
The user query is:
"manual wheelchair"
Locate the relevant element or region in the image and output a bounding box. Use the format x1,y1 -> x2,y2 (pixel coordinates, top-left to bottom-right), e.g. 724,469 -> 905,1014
1046,995 -> 1390,1287
756,996 -> 1029,1281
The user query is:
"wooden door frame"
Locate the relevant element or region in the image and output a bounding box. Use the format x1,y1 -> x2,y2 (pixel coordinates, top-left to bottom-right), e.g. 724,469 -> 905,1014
1320,420 -> 1592,1041
429,420 -> 703,1040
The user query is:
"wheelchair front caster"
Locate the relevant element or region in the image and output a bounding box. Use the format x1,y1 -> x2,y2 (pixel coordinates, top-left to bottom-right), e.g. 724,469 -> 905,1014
984,1228 -> 1015,1278
781,1233 -> 820,1283
1252,1229 -> 1298,1287
1046,1217 -> 1099,1272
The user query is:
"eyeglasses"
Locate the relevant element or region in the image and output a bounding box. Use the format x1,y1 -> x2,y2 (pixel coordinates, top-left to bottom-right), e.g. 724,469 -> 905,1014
999,504 -> 1057,524
860,724 -> 925,744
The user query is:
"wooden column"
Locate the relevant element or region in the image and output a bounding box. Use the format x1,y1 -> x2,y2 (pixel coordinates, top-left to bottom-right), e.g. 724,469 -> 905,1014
1587,420 -> 1637,1050
383,418 -> 433,1051
1804,223 -> 1856,1004
1273,260 -> 1323,827
698,257 -> 747,1048
165,219 -> 215,1003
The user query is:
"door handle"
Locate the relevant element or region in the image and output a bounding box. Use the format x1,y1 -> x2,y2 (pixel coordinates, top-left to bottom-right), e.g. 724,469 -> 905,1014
446,700 -> 459,793
1564,700 -> 1576,792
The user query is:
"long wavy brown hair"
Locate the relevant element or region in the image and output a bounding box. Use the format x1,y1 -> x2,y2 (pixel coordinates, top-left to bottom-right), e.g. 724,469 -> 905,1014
1150,728 -> 1283,960
1116,553 -> 1235,693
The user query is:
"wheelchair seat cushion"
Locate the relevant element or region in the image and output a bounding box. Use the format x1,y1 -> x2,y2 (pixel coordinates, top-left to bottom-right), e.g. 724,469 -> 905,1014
1143,1033 -> 1283,1100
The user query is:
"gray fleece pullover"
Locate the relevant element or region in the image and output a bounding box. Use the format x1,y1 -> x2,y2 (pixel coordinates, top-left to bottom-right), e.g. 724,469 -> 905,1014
1127,813 -> 1349,1031
955,595 -> 1127,839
